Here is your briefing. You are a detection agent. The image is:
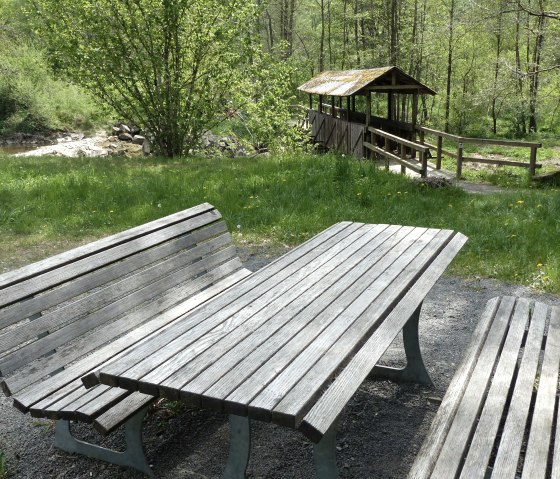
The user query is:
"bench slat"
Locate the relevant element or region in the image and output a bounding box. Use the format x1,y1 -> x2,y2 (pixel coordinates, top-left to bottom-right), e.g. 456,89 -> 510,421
0,220 -> 228,330
406,297 -> 502,479
5,259 -> 247,396
93,223 -> 366,390
177,225 -> 405,405
8,264 -> 251,409
0,203 -> 216,290
458,298 -> 533,478
429,297 -> 516,478
300,232 -> 468,443
148,224 -> 397,399
94,392 -> 154,436
0,232 -> 233,355
490,301 -> 549,477
0,207 -> 221,308
521,303 -> 560,479
0,243 -> 237,375
248,228 -> 446,423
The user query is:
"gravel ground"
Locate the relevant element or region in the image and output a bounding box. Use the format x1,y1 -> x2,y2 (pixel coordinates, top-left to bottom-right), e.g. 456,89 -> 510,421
2,247 -> 560,479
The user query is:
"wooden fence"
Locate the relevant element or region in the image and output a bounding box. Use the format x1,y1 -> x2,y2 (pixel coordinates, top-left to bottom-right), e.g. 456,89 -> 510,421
417,126 -> 542,178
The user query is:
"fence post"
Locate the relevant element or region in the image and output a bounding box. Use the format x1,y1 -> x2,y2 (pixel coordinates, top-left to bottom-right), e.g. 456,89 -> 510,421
384,136 -> 390,171
529,146 -> 538,178
421,150 -> 428,178
436,135 -> 443,170
400,144 -> 406,174
456,143 -> 463,179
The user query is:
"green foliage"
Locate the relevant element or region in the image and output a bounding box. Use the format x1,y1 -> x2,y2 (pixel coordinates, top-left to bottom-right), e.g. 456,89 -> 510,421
236,46 -> 307,151
29,0 -> 259,157
0,30 -> 104,134
1,151 -> 559,293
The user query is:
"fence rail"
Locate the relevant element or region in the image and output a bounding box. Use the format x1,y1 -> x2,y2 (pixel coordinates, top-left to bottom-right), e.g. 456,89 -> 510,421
416,126 -> 542,178
364,127 -> 429,177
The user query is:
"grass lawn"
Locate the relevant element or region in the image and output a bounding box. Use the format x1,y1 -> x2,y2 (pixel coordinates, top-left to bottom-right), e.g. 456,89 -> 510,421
1,151 -> 559,293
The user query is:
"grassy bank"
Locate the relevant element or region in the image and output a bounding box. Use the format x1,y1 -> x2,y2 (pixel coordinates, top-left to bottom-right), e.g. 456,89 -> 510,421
0,152 -> 559,293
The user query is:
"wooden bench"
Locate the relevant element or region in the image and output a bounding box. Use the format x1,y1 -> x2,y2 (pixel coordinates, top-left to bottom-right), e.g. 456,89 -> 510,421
408,295 -> 560,479
0,203 -> 251,476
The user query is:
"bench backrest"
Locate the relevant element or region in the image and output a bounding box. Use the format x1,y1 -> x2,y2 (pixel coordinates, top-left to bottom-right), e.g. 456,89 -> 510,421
0,203 -> 245,392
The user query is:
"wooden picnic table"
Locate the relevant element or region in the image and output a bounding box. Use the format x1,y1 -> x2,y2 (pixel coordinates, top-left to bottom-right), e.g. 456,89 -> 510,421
84,221 -> 467,478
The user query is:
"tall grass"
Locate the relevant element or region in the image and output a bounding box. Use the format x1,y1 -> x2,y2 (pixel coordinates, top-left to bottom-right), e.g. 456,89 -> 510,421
0,151 -> 559,293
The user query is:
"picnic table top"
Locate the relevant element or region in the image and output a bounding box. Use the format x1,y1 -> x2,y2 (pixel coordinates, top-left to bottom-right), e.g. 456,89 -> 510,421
88,222 -> 467,433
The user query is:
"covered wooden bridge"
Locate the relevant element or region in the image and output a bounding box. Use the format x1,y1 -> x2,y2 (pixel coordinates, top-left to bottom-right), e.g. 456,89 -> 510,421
298,66 -> 436,177
299,66 -> 542,179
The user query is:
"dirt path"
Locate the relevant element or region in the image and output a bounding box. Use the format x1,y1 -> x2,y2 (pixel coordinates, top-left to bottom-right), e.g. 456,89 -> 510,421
1,247 -> 559,478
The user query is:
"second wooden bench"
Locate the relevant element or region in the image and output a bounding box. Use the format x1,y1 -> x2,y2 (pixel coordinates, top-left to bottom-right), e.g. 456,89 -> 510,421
408,295 -> 560,478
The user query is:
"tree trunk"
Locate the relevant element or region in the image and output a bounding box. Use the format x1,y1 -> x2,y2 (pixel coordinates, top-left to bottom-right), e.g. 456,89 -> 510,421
514,2 -> 526,134
528,11 -> 545,132
491,2 -> 504,135
444,0 -> 455,133
354,0 -> 361,66
319,0 -> 325,71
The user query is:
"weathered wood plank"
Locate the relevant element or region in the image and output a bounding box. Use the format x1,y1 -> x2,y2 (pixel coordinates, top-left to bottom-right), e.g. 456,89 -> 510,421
363,142 -> 425,175
521,303 -> 560,479
0,232 -> 233,354
490,301 -> 549,478
301,233 -> 468,443
93,392 -> 154,435
4,261 -> 248,396
79,222 -> 356,395
368,127 -> 430,152
97,224 -> 376,393
0,202 -> 216,290
8,265 -> 251,408
239,229 -> 446,421
267,230 -> 458,428
145,225 -> 396,399
461,156 -> 542,169
458,298 -> 533,478
0,220 -> 228,330
428,296 -> 517,478
162,226 -> 409,403
0,243 -> 238,375
0,207 -> 221,308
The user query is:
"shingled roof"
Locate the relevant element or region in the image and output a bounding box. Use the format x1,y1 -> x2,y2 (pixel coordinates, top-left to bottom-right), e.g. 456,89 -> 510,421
298,66 -> 436,97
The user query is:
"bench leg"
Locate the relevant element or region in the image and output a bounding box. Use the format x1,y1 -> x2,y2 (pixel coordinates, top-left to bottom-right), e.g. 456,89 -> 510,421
222,414 -> 251,479
370,303 -> 433,386
313,421 -> 339,479
54,406 -> 153,477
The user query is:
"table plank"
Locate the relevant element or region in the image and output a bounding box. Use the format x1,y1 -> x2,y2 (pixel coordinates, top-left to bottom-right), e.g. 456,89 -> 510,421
229,228 -> 439,419
96,223 -> 371,390
300,232 -> 468,443
266,230 -> 455,426
149,224 -> 399,399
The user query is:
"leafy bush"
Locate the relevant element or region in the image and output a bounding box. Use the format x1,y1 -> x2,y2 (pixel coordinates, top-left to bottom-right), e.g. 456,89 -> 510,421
0,37 -> 105,134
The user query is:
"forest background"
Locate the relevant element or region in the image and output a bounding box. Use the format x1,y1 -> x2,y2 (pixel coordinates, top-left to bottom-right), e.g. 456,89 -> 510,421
0,0 -> 559,153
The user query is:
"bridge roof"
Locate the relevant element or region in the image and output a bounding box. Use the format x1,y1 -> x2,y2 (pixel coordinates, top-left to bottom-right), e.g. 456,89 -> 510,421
298,66 -> 436,97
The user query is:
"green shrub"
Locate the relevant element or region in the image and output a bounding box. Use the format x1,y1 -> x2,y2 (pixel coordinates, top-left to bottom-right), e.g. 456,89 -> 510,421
0,38 -> 106,134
